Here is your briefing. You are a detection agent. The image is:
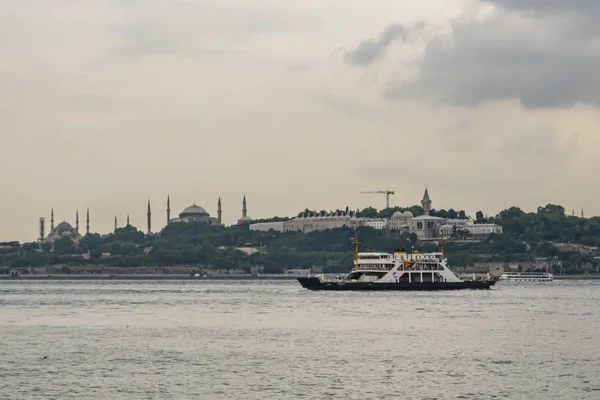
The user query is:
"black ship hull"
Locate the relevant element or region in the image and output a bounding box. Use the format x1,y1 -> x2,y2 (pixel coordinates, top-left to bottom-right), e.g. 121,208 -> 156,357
297,277 -> 497,291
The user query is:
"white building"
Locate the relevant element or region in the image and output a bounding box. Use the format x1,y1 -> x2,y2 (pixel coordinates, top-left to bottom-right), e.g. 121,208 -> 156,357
439,221 -> 503,239
249,222 -> 285,232
365,218 -> 387,230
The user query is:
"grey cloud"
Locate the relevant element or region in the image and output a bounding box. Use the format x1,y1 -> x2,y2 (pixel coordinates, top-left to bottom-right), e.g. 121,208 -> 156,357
485,0 -> 600,38
343,24 -> 408,66
485,0 -> 600,16
383,13 -> 600,108
343,1 -> 600,109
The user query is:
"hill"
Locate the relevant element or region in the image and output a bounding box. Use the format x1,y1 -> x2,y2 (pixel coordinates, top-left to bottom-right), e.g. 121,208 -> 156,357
1,204 -> 598,275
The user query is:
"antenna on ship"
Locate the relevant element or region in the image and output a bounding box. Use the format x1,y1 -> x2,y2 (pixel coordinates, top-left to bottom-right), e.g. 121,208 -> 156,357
438,238 -> 445,255
352,230 -> 360,271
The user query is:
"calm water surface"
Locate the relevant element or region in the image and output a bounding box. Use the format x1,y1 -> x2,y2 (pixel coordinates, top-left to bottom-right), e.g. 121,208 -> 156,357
1,280 -> 599,399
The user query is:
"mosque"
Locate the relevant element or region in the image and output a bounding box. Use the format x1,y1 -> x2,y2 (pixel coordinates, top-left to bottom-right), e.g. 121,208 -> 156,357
39,208 -> 86,244
38,195 -> 253,243
168,196 -> 221,225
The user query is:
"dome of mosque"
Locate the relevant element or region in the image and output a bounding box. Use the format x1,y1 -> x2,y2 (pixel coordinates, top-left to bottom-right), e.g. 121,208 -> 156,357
391,211 -> 403,219
391,211 -> 414,219
55,221 -> 74,232
179,204 -> 210,218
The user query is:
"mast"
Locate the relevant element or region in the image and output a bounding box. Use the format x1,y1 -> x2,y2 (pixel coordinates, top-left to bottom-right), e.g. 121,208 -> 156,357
352,230 -> 360,271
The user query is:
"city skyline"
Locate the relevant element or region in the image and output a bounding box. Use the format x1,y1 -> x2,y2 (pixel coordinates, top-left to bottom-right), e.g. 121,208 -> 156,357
2,0 -> 599,241
21,190 -> 588,243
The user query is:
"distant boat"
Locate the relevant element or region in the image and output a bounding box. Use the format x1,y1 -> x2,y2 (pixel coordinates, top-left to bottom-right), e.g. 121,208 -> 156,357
500,272 -> 554,282
297,236 -> 500,291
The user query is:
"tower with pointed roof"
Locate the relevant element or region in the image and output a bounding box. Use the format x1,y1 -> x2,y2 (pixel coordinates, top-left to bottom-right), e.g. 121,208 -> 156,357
167,195 -> 171,225
242,195 -> 247,218
127,214 -> 130,226
51,208 -> 55,231
217,197 -> 222,226
114,215 -> 118,232
237,194 -> 253,224
39,217 -> 45,243
147,200 -> 152,235
75,210 -> 79,234
421,187 -> 432,215
86,209 -> 90,235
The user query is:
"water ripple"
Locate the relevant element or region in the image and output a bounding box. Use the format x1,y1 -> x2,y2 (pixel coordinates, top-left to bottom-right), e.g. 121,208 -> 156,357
0,280 -> 599,399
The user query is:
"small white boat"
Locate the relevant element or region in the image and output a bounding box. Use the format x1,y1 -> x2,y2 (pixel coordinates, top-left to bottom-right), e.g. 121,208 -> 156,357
500,272 -> 554,282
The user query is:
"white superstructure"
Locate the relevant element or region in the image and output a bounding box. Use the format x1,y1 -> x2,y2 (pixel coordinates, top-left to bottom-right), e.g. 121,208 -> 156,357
316,249 -> 495,284
500,272 -> 554,282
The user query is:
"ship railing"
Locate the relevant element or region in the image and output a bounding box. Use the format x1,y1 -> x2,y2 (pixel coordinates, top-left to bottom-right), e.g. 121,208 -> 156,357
356,265 -> 394,271
399,265 -> 443,271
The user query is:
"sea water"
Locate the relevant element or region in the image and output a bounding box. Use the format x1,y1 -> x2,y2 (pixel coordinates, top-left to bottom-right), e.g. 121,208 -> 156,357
1,279 -> 599,399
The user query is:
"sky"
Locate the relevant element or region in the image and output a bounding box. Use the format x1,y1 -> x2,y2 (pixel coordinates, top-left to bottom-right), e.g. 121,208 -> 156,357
1,0 -> 599,242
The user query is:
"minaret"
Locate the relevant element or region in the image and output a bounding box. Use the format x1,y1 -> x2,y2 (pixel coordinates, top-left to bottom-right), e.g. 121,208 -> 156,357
51,208 -> 55,231
75,209 -> 79,234
114,215 -> 118,231
39,217 -> 45,243
86,209 -> 90,234
421,187 -> 432,215
242,194 -> 247,218
166,195 -> 171,225
127,214 -> 130,226
581,208 -> 584,218
217,197 -> 222,226
147,199 -> 152,235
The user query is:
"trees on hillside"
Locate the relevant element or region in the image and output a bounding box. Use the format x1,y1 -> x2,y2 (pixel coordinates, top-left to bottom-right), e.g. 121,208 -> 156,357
2,203 -> 599,274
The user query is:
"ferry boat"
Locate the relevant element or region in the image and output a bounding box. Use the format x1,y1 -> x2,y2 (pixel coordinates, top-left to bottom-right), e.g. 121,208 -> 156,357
500,272 -> 554,282
297,236 -> 500,291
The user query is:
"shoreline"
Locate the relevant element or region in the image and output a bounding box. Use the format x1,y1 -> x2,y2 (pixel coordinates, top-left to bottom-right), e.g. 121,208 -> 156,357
1,274 -> 599,281
552,275 -> 600,280
0,274 -> 300,281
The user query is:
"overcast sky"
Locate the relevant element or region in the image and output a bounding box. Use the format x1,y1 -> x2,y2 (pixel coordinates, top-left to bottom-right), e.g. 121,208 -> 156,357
1,0 -> 598,241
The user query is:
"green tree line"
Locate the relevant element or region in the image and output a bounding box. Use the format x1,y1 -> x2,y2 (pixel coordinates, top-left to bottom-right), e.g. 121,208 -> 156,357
1,204 -> 599,274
